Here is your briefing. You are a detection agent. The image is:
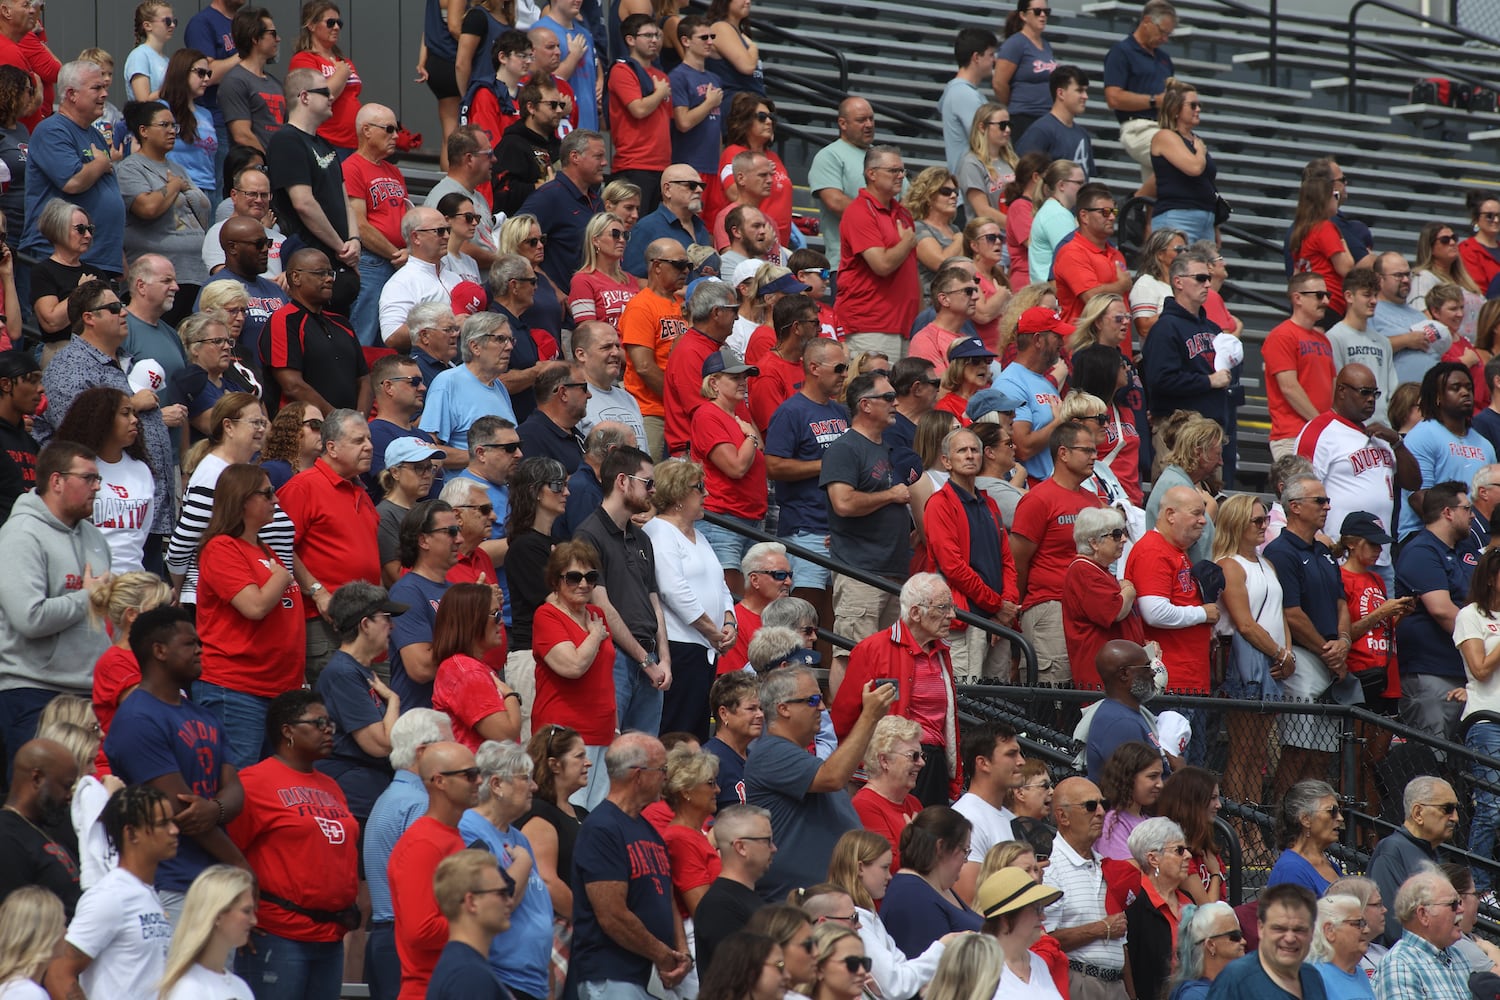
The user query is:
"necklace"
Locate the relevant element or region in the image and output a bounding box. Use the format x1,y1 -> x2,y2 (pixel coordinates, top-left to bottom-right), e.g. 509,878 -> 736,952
3,804 -> 63,846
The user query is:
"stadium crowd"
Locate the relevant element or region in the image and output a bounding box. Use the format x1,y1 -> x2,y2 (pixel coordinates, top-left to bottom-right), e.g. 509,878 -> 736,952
2,0 -> 1500,999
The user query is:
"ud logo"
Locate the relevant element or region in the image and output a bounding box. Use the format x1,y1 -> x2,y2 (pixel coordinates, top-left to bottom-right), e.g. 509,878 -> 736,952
315,816 -> 346,845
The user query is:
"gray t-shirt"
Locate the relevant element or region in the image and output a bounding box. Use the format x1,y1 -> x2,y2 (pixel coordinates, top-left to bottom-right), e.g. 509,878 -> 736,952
915,220 -> 957,299
1369,298 -> 1449,386
939,76 -> 985,173
116,155 -> 213,286
819,428 -> 908,577
218,65 -> 285,149
745,733 -> 860,901
123,313 -> 188,398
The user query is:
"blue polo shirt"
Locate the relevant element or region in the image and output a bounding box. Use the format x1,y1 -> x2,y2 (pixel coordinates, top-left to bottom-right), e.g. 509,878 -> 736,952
518,173 -> 602,293
623,203 -> 715,278
1101,34 -> 1174,124
1263,529 -> 1344,640
362,770 -> 429,922
1395,528 -> 1477,681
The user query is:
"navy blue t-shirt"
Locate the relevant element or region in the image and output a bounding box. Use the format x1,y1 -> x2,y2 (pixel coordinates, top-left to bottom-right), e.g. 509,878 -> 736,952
183,7 -> 235,116
561,463 -> 604,538
427,940 -> 512,1000
765,393 -> 849,537
387,571 -> 451,708
706,736 -> 747,812
1263,529 -> 1344,640
104,692 -> 224,892
570,801 -> 676,988
316,650 -> 394,819
1086,699 -> 1158,782
1395,528 -> 1477,681
668,63 -> 724,173
1013,113 -> 1095,179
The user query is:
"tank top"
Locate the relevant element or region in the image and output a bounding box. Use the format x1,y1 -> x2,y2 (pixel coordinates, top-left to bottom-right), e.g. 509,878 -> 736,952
1222,553 -> 1286,646
1150,133 -> 1217,214
425,0 -> 459,60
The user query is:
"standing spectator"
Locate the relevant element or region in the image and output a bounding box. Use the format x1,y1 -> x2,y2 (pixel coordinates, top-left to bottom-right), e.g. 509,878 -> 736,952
837,146 -> 919,361
346,103 -> 412,345
122,256 -> 188,387
1028,160 -> 1084,284
267,69 -> 360,314
993,0 -> 1058,139
518,129 -> 606,292
1397,362 -> 1493,541
1122,817 -> 1195,1000
259,249 -> 370,414
1456,548 -> 1500,897
453,416 -> 522,544
1148,81 -> 1217,244
1043,776 -> 1127,1000
1128,228 -> 1184,344
379,206 -> 468,352
621,238 -> 690,458
499,216 -> 568,351
431,583 -> 520,751
220,6 -> 284,151
1265,274 -> 1335,460
746,666 -> 894,900
1144,416 -> 1222,564
424,126 -> 501,271
1370,251 -> 1448,386
1015,66 -> 1095,181
211,216 -> 290,359
705,672 -> 765,807
1290,162 -> 1374,320
569,218 -> 639,333
1053,181 -> 1127,324
0,739 -> 81,915
623,166 -> 715,278
957,103 -> 1016,229
516,361 -> 588,474
366,355 -> 453,500
1010,421 -> 1105,685
534,0 -> 598,130
156,865 -> 258,1000
46,785 -> 177,1000
426,850 -> 516,1000
21,62 -> 126,279
289,1 -> 361,155
172,308 -> 260,441
610,15 -> 672,207
1004,155 -> 1049,291
809,98 -> 877,280
278,409 -> 380,678
193,463 -> 305,765
1127,485 -> 1216,699
50,388 -> 154,575
228,689 -> 359,1000
0,441 -> 112,766
1326,268 -> 1395,404
692,350 -> 767,570
422,314 -> 518,451
1102,0 -> 1176,196
0,349 -> 40,526
389,740 -> 481,1000
694,805 -> 775,971
950,722 -> 1027,902
668,17 -> 723,181
993,307 -> 1066,480
939,28 -> 997,174
0,0 -> 58,132
492,79 -> 566,217
1395,481 -> 1477,743
118,105 -> 212,320
387,500 -> 460,709
104,607 -> 248,921
1063,508 -> 1142,691
1083,646 -> 1165,784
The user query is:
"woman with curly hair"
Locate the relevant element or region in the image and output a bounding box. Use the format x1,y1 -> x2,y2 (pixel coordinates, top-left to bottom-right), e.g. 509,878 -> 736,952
1096,740 -> 1164,860
958,103 -> 1017,228
54,387 -> 155,573
0,65 -> 30,257
655,746 -> 722,922
714,93 -> 791,241
160,48 -> 217,198
995,280 -> 1058,365
909,166 -> 965,299
259,400 -> 326,490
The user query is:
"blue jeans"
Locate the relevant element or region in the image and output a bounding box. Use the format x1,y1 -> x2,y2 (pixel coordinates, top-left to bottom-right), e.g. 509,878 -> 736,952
698,515 -> 759,569
612,649 -> 662,735
1152,208 -> 1217,245
191,681 -> 271,768
0,686 -> 65,775
349,251 -> 396,347
364,922 -> 400,1000
1469,721 -> 1500,891
238,933 -> 343,1000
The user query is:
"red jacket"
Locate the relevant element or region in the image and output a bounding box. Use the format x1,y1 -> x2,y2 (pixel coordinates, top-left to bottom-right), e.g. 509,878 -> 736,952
922,480 -> 1019,620
831,621 -> 963,800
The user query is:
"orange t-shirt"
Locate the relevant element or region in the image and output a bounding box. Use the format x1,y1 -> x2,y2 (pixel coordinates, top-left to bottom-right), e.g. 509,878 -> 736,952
620,286 -> 687,417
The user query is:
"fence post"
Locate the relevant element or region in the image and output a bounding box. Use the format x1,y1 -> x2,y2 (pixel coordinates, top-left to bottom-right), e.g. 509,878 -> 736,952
1338,712 -> 1360,851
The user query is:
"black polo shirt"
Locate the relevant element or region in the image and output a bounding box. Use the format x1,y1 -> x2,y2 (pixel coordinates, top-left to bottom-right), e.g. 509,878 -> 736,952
574,506 -> 659,650
517,408 -> 584,475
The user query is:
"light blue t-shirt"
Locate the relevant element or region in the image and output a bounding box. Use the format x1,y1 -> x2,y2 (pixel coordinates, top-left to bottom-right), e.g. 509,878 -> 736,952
994,361 -> 1062,480
124,45 -> 169,98
535,15 -> 598,130
1312,961 -> 1374,1000
1368,299 -> 1449,386
939,77 -> 985,174
1028,198 -> 1078,283
457,810 -> 554,999
166,103 -> 219,198
1397,418 -> 1496,539
418,365 -> 516,451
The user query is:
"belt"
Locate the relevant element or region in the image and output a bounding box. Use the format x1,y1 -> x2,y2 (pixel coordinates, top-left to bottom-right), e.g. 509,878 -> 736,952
1068,960 -> 1124,982
369,919 -> 395,929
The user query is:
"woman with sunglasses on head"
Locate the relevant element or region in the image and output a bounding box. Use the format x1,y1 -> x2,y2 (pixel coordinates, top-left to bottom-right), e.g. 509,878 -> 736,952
1307,893 -> 1374,1000
228,689 -> 359,1000
126,2 -> 176,101
30,200 -> 105,349
195,463 -> 307,766
259,401 -> 327,490
994,0 -> 1057,141
432,582 -> 520,752
570,212 -> 641,330
160,48 -> 218,200
1166,901 -> 1245,1000
1291,163 -> 1375,321
499,215 -> 567,348
1411,221 -> 1484,341
290,1 -> 362,155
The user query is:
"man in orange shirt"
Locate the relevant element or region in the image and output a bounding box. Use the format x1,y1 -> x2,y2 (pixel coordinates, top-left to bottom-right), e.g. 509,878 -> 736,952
620,237 -> 690,459
608,14 -> 672,213
1052,182 -> 1130,324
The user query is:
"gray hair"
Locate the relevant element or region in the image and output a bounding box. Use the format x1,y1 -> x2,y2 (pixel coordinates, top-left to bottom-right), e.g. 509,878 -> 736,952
1270,454 -> 1314,497
488,253 -> 535,297
1474,464 -> 1500,494
758,664 -> 813,710
328,580 -> 393,643
400,207 -> 438,244
741,541 -> 788,576
560,128 -> 603,165
407,301 -> 453,338
585,422 -> 636,458
177,310 -> 231,353
58,60 -> 103,98
1393,867 -> 1451,924
1074,506 -> 1126,554
321,408 -> 364,450
761,597 -> 816,631
686,278 -> 737,325
939,427 -> 979,460
1168,245 -> 1217,279
459,312 -> 510,363
899,572 -> 950,619
438,477 -> 486,506
38,198 -> 88,247
863,143 -> 902,173
1308,894 -> 1363,962
1175,901 -> 1237,983
1143,0 -> 1177,25
748,625 -> 804,672
1280,475 -> 1324,505
603,732 -> 658,781
713,803 -> 772,848
1326,875 -> 1380,909
1403,775 -> 1451,817
474,739 -> 534,803
1126,816 -> 1186,868
388,709 -> 455,771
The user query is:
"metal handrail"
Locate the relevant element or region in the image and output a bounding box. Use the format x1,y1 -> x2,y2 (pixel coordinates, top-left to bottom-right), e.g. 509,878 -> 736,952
700,510 -> 1041,685
1347,0 -> 1500,113
1187,0 -> 1280,84
684,0 -> 849,94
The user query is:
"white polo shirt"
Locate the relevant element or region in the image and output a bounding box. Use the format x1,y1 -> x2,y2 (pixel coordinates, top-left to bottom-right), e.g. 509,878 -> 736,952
1042,835 -> 1125,970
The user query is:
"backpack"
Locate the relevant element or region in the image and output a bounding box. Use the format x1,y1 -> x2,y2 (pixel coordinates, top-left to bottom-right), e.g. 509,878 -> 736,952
602,57 -> 656,131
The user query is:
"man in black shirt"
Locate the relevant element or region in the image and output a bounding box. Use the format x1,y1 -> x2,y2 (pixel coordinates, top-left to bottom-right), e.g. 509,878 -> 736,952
260,248 -> 372,416
0,738 -> 81,916
517,361 -> 587,474
492,78 -> 566,216
694,804 -> 774,973
0,349 -> 40,526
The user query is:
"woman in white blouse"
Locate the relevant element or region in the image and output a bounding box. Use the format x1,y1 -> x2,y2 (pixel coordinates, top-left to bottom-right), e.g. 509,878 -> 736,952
1454,545 -> 1500,894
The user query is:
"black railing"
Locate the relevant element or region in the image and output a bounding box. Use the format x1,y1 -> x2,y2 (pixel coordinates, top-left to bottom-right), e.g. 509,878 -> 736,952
1347,0 -> 1500,113
1193,0 -> 1281,84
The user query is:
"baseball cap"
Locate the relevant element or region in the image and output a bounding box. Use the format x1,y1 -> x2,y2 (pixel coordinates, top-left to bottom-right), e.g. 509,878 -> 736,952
702,348 -> 759,379
973,868 -> 1062,920
0,349 -> 40,380
1016,306 -> 1075,338
967,388 -> 1025,421
731,258 -> 763,287
450,281 -> 488,315
328,581 -> 409,634
783,647 -> 821,667
1339,510 -> 1392,545
385,437 -> 446,467
685,275 -> 725,301
946,337 -> 998,361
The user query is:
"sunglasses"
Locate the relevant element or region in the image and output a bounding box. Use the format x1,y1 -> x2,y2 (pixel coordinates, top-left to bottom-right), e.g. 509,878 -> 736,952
415,226 -> 452,238
798,268 -> 831,282
522,235 -> 548,247
1337,382 -> 1381,399
305,86 -> 331,98
231,236 -> 272,250
483,441 -> 523,453
627,474 -> 656,490
839,957 -> 873,974
1206,929 -> 1244,943
88,301 -> 125,315
426,524 -> 462,537
438,767 -> 482,781
1182,273 -> 1213,284
367,123 -> 399,135
192,67 -> 212,79
302,418 -> 324,431
322,16 -> 343,28
454,503 -> 495,516
786,694 -> 825,708
563,570 -> 602,586
603,228 -> 626,240
670,179 -> 707,191
1097,528 -> 1127,541
159,15 -> 178,26
861,391 -> 898,403
1068,799 -> 1105,812
545,479 -> 568,494
1420,801 -> 1460,815
754,111 -> 775,123
936,186 -> 957,198
386,375 -> 424,387
753,569 -> 792,581
656,258 -> 692,270
73,223 -> 97,235
448,211 -> 483,224
1436,234 -> 1459,244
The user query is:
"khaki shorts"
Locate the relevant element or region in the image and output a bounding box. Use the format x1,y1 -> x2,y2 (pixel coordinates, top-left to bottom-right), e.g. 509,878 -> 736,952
506,648 -> 538,742
1269,438 -> 1296,462
948,623 -> 1014,683
1119,118 -> 1160,179
833,574 -> 900,651
1020,600 -> 1070,685
844,332 -> 907,364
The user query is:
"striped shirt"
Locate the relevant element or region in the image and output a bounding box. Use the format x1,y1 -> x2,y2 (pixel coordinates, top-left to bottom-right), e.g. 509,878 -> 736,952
1043,835 -> 1125,970
165,453 -> 295,603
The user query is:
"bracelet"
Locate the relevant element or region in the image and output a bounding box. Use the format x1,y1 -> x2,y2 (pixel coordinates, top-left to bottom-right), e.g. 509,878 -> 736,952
212,797 -> 226,825
504,691 -> 522,704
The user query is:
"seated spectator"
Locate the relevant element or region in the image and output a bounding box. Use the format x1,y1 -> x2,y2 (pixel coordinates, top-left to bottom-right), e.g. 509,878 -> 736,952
1437,862 -> 1500,975
518,724 -> 591,928
1308,893 -> 1373,1000
1084,643 -> 1165,783
1266,780 -> 1344,896
1096,740 -> 1163,861
881,806 -> 984,956
1063,508 -> 1142,691
157,865 -> 258,1000
425,849 -> 516,1000
51,387 -> 155,574
1371,871 -> 1467,1000
1123,817 -> 1194,1000
1368,775 -> 1459,947
171,311 -> 259,441
315,582 -> 404,828
1166,901 -> 1245,1000
852,716 -> 924,870
655,745 -> 723,978
455,739 -> 553,1000
694,804 -> 774,971
29,202 -> 107,352
1207,883 -> 1326,1000
431,583 -> 520,751
1157,766 -> 1227,906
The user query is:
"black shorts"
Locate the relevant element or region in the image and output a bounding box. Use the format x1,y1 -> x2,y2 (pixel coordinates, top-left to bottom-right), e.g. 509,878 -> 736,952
425,52 -> 459,100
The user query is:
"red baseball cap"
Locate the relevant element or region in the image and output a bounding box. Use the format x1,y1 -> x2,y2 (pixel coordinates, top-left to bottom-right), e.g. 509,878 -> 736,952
450,281 -> 488,315
1016,306 -> 1074,338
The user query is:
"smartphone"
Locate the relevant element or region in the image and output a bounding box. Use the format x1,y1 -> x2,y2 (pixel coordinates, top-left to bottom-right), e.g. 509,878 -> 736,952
874,678 -> 898,696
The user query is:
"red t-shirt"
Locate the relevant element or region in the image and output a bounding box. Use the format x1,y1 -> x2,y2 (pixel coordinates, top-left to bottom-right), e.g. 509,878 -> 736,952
1053,236 -> 1128,324
1461,237 -> 1500,294
909,323 -> 963,370
342,152 -> 410,251
532,601 -> 617,744
660,824 -> 722,917
277,460 -> 382,617
714,145 -> 793,242
445,552 -> 509,674
1293,219 -> 1351,314
608,61 -> 671,172
288,51 -> 362,149
1103,856 -> 1142,915
1261,319 -> 1335,441
1010,478 -> 1104,609
748,350 -> 804,432
0,33 -> 58,131
1102,405 -> 1143,505
837,189 -> 920,336
743,326 -> 775,366
91,645 -> 138,775
1342,566 -> 1397,697
852,785 -> 922,872
692,401 -> 768,520
466,88 -> 522,165
226,756 -> 359,943
390,816 -> 465,1000
195,535 -> 306,697
933,391 -> 974,425
718,600 -> 761,674
818,303 -> 847,341
1442,336 -> 1491,412
662,327 -> 721,452
432,653 -> 510,751
1062,555 -> 1146,691
568,269 -> 639,328
1123,528 -> 1211,693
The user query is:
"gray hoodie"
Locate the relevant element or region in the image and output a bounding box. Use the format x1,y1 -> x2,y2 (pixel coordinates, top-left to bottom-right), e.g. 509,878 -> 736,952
0,491 -> 112,694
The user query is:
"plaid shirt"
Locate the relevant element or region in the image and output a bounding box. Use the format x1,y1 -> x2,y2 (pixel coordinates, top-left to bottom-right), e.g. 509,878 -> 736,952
1373,930 -> 1469,1000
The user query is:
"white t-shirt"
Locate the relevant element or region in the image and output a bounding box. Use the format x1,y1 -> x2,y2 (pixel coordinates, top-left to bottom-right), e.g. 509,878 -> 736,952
953,791 -> 1015,864
579,382 -> 648,448
94,454 -> 155,573
71,775 -> 115,890
162,963 -> 255,1000
1295,412 -> 1397,568
1129,273 -> 1171,324
66,867 -> 172,1000
202,219 -> 286,276
1454,603 -> 1500,717
994,952 -> 1065,1000
0,979 -> 48,1000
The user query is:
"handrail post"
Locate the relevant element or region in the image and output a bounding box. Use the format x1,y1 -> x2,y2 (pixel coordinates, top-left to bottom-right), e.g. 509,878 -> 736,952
1338,712 -> 1359,852
1268,0 -> 1278,86
1346,1 -> 1362,115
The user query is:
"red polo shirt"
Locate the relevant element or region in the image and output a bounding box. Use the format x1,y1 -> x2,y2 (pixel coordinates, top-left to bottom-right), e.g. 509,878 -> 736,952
276,457 -> 381,620
1053,234 -> 1127,324
837,188 -> 920,336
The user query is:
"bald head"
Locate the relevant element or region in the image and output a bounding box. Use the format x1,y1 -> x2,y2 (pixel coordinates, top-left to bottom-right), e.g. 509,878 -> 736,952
837,96 -> 876,147
1097,639 -> 1151,680
10,738 -> 73,784
644,238 -> 688,292
220,215 -> 270,278
660,167 -> 704,217
6,738 -> 78,820
1159,485 -> 1208,548
1053,776 -> 1101,818
418,741 -> 473,782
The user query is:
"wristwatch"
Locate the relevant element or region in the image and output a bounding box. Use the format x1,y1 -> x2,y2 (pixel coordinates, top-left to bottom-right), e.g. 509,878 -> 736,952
308,582 -> 326,596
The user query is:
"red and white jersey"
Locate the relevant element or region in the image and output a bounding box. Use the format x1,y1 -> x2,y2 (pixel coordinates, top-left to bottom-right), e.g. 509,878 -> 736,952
1296,411 -> 1396,566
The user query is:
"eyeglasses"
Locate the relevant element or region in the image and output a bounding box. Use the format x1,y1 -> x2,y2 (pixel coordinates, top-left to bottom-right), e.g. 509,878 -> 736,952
752,569 -> 792,581
88,301 -> 125,315
922,603 -> 955,616
1338,917 -> 1369,930
322,16 -> 344,28
627,473 -> 656,490
754,111 -> 775,123
147,120 -> 180,133
1205,929 -> 1244,943
291,715 -> 336,732
785,694 -> 825,708
453,503 -> 495,516
483,334 -> 516,346
827,912 -> 862,927
426,524 -> 462,537
1423,898 -> 1463,912
193,337 -> 235,348
58,472 -> 103,485
302,418 -> 324,431
231,417 -> 270,429
1380,270 -> 1412,280
415,226 -> 453,238
1181,273 -> 1213,284
1337,382 -> 1381,399
1067,799 -> 1105,812
860,391 -> 898,404
563,570 -> 602,586
1065,443 -> 1098,456
1249,515 -> 1269,527
840,957 -> 873,974
291,268 -> 337,278
1419,801 -> 1460,815
1022,780 -> 1053,791
471,884 -> 516,900
1164,844 -> 1192,856
438,767 -> 483,781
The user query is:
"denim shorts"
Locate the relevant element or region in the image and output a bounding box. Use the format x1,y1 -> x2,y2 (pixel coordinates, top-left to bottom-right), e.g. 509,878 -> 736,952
784,530 -> 831,589
699,514 -> 760,569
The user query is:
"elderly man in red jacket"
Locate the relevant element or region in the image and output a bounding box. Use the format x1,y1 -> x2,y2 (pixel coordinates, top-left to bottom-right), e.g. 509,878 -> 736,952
831,572 -> 962,806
